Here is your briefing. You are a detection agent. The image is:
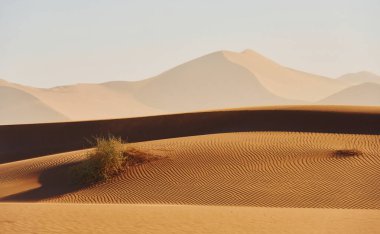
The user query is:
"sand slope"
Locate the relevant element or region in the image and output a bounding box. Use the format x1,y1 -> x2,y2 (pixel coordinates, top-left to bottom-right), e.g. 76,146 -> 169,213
2,106 -> 380,164
114,51 -> 292,112
319,83 -> 380,106
1,107 -> 380,233
338,71 -> 380,85
1,131 -> 380,209
224,50 -> 347,101
0,80 -> 162,122
3,50 -> 380,125
1,203 -> 379,234
0,86 -> 68,125
5,49 -> 379,125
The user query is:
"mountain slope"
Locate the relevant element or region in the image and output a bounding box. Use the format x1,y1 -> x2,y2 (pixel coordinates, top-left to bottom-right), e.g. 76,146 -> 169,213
105,50 -> 348,109
224,50 -> 347,102
0,80 -> 162,122
319,83 -> 380,106
338,71 -> 380,85
26,84 -> 162,120
1,49 -> 378,125
118,51 -> 294,112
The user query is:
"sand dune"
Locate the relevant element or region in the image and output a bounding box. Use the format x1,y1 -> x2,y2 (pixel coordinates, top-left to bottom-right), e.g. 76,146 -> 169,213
0,86 -> 68,125
224,50 -> 347,101
319,83 -> 380,106
1,131 -> 380,209
107,51 -> 293,112
2,105 -> 380,164
0,80 -> 162,122
108,49 -> 350,105
1,107 -> 380,233
1,203 -> 379,234
5,49 -> 380,125
338,71 -> 380,85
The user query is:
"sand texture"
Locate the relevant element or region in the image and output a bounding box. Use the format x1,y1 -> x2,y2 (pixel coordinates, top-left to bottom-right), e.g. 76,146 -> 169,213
1,203 -> 379,234
1,132 -> 379,209
1,107 -> 380,233
2,105 -> 380,164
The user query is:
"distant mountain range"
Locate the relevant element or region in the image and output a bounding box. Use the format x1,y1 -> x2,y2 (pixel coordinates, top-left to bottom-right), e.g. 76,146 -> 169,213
1,49 -> 379,125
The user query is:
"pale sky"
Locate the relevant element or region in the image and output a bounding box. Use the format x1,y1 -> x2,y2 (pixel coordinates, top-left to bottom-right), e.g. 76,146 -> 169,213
0,0 -> 379,88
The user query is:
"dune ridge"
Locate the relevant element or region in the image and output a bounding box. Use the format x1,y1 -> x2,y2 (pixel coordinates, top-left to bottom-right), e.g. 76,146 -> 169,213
1,106 -> 380,164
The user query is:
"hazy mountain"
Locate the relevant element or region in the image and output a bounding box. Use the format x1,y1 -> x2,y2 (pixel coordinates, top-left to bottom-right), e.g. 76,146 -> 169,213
104,51 -> 294,112
105,50 -> 348,108
1,49 -> 378,125
0,80 -> 162,123
0,86 -> 68,125
223,50 -> 347,102
319,83 -> 380,106
338,71 -> 380,85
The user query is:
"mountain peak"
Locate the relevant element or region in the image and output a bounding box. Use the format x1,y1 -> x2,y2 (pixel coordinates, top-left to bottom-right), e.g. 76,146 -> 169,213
221,49 -> 279,66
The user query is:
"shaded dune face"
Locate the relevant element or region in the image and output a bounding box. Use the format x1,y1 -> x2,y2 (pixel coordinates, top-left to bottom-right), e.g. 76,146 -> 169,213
1,132 -> 380,209
2,106 -> 380,164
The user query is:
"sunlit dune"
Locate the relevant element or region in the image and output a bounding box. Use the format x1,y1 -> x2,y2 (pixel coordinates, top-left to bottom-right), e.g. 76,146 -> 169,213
1,106 -> 380,233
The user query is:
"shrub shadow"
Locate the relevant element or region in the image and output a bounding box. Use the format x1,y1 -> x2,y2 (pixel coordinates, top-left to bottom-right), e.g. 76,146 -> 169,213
0,162 -> 87,202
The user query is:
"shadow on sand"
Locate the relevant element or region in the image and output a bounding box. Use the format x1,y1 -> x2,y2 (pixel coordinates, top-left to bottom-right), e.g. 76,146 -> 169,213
0,162 -> 86,202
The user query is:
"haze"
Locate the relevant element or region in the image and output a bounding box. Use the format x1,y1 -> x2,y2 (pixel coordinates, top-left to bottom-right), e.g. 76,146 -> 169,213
1,0 -> 380,88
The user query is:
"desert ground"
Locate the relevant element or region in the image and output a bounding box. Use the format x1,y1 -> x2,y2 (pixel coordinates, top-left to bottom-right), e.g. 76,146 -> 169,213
1,106 -> 380,233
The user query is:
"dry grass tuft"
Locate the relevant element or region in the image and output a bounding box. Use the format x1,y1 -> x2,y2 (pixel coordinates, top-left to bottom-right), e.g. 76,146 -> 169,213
70,136 -> 154,185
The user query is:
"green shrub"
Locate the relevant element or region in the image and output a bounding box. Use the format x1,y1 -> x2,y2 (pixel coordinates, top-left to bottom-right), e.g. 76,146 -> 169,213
70,136 -> 150,185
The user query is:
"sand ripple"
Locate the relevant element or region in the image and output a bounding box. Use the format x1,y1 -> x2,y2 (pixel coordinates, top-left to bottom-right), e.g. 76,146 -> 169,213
1,132 -> 380,209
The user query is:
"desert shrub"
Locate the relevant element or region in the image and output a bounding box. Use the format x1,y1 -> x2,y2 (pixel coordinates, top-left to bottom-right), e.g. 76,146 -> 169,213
333,149 -> 362,158
93,136 -> 125,178
123,146 -> 152,166
70,136 -> 151,185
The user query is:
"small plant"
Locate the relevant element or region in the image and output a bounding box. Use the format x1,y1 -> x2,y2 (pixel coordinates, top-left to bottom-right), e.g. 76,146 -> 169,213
333,149 -> 362,158
70,136 -> 153,185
